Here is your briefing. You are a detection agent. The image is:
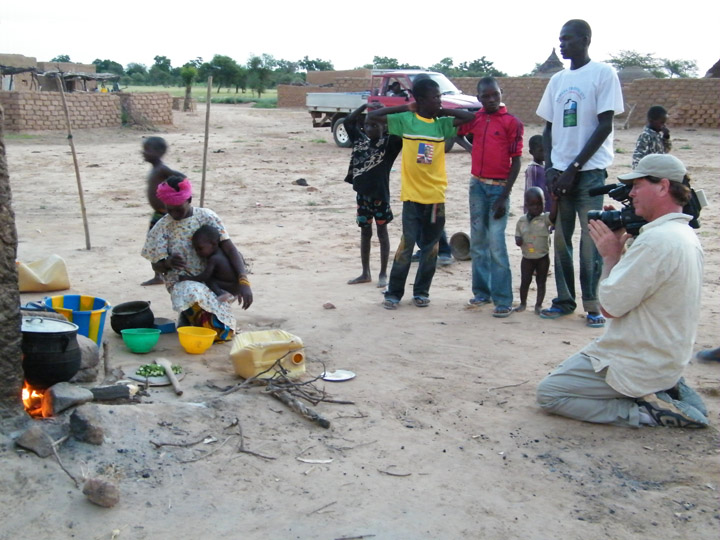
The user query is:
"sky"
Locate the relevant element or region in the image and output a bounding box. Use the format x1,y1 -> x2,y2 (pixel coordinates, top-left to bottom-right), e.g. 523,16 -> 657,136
2,1 -> 716,77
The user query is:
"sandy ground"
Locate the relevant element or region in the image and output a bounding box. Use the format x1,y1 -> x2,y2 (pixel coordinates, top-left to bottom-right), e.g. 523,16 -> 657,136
1,104 -> 719,540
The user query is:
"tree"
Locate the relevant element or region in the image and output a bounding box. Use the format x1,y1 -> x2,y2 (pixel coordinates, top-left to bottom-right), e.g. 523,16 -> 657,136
234,66 -> 248,94
429,57 -> 455,74
148,56 -> 173,86
661,58 -> 698,78
92,59 -> 124,75
200,55 -> 240,93
180,65 -> 197,111
298,56 -> 334,71
456,57 -> 507,77
51,55 -> 71,62
124,63 -> 148,85
247,54 -> 275,97
606,50 -> 664,77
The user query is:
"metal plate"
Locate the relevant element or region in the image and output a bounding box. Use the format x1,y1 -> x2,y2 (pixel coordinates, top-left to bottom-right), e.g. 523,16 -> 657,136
321,369 -> 356,382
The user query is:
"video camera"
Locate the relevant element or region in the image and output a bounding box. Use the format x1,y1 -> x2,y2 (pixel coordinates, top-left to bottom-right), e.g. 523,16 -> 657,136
587,183 -> 705,236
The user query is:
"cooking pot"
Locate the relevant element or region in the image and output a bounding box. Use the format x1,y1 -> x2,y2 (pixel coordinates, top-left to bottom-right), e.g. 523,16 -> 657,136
110,301 -> 155,335
21,316 -> 81,389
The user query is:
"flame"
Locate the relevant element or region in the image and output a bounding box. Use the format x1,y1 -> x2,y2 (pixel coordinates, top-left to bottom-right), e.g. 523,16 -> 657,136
22,382 -> 44,417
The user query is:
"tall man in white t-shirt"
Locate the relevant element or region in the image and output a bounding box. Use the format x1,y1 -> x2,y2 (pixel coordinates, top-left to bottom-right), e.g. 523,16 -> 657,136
536,19 -> 624,328
537,154 -> 707,428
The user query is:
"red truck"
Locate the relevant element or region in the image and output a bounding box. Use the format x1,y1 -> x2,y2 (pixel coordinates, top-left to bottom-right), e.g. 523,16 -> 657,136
306,70 -> 481,149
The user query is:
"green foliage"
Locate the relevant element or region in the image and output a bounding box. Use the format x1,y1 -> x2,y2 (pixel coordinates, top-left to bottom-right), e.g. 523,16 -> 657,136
50,55 -> 71,62
93,59 -> 124,75
606,50 -> 698,78
199,55 -> 241,93
247,54 -> 275,98
428,56 -> 506,77
366,56 -> 421,70
180,65 -> 198,86
298,56 -> 334,71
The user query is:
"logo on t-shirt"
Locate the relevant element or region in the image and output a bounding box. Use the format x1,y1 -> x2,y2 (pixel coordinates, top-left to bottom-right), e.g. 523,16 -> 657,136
416,143 -> 434,164
563,99 -> 577,128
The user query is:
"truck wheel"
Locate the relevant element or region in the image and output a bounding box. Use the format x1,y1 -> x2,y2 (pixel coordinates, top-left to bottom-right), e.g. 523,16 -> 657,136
444,138 -> 455,153
333,117 -> 352,148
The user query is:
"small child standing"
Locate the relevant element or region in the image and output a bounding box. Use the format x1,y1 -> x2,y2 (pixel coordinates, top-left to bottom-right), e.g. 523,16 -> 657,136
141,136 -> 183,286
344,103 -> 402,288
523,134 -> 551,213
632,105 -> 672,168
179,225 -> 242,303
515,187 -> 556,314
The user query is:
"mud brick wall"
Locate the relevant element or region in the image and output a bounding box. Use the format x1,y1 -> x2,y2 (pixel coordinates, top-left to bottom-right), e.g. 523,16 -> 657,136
0,91 -> 120,130
0,91 -> 173,131
307,69 -> 371,85
119,93 -> 173,125
622,78 -> 720,129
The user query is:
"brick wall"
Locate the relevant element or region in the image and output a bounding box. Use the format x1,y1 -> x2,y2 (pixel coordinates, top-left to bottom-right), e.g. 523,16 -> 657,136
0,91 -> 173,131
279,75 -> 720,129
307,69 -> 370,85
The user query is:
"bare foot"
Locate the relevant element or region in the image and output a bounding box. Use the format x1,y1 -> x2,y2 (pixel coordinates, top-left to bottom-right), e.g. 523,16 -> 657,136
514,303 -> 526,313
348,275 -> 371,285
376,275 -> 388,288
141,276 -> 164,286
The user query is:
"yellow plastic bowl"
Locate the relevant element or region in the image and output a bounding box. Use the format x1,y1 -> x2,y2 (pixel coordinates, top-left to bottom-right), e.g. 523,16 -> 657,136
177,326 -> 216,354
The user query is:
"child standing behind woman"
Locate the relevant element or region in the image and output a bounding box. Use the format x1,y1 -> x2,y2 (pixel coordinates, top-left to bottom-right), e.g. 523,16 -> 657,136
344,103 -> 402,288
515,187 -> 557,314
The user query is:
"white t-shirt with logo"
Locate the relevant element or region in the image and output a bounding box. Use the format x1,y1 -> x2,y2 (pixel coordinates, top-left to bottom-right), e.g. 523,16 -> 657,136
536,61 -> 624,171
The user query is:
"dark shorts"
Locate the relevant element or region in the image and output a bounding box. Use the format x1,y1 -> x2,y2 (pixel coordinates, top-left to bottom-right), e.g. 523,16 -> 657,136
356,194 -> 393,228
149,210 -> 166,230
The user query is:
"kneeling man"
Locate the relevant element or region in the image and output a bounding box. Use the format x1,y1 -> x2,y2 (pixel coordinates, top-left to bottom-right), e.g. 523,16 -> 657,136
537,154 -> 707,428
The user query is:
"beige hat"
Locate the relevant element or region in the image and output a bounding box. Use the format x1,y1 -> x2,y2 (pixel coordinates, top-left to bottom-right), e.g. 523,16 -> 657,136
618,154 -> 686,184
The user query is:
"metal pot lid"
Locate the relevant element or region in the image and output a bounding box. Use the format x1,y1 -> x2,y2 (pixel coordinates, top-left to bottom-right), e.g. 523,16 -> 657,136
22,316 -> 79,333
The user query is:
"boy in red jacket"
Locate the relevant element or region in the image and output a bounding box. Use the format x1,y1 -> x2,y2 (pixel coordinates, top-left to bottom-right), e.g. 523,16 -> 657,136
458,77 -> 524,317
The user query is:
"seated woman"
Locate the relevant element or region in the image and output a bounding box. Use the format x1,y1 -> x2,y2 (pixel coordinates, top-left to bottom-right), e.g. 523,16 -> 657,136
141,176 -> 252,341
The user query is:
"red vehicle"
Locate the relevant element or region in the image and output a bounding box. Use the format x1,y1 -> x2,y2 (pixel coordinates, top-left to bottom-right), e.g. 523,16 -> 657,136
307,70 -> 481,149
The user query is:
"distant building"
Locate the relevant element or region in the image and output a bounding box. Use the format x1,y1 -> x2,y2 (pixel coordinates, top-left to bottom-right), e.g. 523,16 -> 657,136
617,65 -> 656,84
532,49 -> 564,78
705,59 -> 720,78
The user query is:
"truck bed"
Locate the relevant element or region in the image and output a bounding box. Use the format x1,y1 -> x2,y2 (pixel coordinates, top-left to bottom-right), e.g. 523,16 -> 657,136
306,92 -> 368,111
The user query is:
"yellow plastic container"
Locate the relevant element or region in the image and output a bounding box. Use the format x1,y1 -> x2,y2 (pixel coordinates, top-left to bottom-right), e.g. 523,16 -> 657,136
230,330 -> 305,379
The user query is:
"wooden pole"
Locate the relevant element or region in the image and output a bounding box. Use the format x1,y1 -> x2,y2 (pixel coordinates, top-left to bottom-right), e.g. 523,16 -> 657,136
57,77 -> 91,250
200,76 -> 212,208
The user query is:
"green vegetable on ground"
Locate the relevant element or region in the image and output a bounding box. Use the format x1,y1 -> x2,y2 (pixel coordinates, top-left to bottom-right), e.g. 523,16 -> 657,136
136,364 -> 182,377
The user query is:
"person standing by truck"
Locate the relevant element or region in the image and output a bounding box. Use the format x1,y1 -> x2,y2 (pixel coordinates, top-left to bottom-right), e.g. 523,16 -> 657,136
368,78 -> 474,309
343,103 -> 402,288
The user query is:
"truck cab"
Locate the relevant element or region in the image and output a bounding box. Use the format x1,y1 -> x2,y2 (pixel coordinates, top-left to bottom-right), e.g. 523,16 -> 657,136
368,71 -> 482,113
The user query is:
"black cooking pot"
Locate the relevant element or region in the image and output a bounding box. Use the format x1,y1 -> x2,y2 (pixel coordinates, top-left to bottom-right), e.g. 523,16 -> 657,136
22,316 -> 81,389
110,301 -> 155,335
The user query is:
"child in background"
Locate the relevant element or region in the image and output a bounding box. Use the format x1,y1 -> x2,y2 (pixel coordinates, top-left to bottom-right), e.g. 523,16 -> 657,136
515,187 -> 556,314
523,134 -> 551,213
141,136 -> 183,286
179,225 -> 241,303
343,103 -> 402,288
632,105 -> 672,168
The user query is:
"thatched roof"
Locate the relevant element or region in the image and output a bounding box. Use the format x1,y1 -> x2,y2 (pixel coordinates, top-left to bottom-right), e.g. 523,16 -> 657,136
617,65 -> 656,83
533,49 -> 564,78
41,70 -> 120,81
704,59 -> 720,78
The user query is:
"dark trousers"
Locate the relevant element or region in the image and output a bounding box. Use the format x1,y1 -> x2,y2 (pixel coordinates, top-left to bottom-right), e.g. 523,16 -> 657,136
385,202 -> 445,300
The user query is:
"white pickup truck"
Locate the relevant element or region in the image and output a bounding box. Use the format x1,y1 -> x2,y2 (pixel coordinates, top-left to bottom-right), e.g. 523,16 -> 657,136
306,70 -> 481,148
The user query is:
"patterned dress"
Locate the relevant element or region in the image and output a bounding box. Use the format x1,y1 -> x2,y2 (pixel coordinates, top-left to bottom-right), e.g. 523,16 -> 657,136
141,207 -> 236,340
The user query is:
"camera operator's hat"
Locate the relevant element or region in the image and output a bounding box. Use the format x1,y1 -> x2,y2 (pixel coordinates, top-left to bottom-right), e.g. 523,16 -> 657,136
617,154 -> 686,184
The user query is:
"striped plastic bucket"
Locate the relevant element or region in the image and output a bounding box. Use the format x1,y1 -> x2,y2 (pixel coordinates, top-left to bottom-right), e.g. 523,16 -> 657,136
44,295 -> 110,345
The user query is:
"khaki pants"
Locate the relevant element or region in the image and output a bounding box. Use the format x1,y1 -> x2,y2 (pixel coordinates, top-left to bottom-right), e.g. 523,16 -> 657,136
536,353 -> 641,427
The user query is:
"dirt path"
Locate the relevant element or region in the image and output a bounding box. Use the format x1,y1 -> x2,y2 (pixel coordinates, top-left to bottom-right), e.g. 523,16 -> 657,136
2,105 -> 718,539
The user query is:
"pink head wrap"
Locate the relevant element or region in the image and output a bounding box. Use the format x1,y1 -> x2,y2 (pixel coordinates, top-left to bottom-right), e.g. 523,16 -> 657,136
157,178 -> 192,205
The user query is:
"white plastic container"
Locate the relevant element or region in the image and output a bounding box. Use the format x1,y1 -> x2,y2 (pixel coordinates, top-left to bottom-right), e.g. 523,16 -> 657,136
230,330 -> 305,379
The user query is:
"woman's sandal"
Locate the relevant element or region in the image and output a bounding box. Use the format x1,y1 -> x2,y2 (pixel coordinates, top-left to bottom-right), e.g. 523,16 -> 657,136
412,296 -> 430,307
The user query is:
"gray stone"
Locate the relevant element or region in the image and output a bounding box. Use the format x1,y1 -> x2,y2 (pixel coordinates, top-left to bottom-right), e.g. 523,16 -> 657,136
70,404 -> 104,445
15,423 -> 53,457
83,477 -> 120,508
70,335 -> 101,384
41,382 -> 94,417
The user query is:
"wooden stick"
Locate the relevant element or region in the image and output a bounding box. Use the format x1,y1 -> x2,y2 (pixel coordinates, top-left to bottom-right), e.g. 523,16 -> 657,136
270,389 -> 331,429
57,77 -> 91,250
488,380 -> 529,391
200,76 -> 212,207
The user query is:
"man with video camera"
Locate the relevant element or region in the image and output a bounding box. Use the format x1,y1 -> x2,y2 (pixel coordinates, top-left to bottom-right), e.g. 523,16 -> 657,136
536,154 -> 708,428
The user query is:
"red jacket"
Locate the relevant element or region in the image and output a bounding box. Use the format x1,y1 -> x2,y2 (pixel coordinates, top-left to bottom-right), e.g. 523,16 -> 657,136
458,105 -> 524,180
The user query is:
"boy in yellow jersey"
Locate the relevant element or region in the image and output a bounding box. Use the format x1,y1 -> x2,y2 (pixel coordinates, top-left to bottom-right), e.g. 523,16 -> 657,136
368,77 -> 474,309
